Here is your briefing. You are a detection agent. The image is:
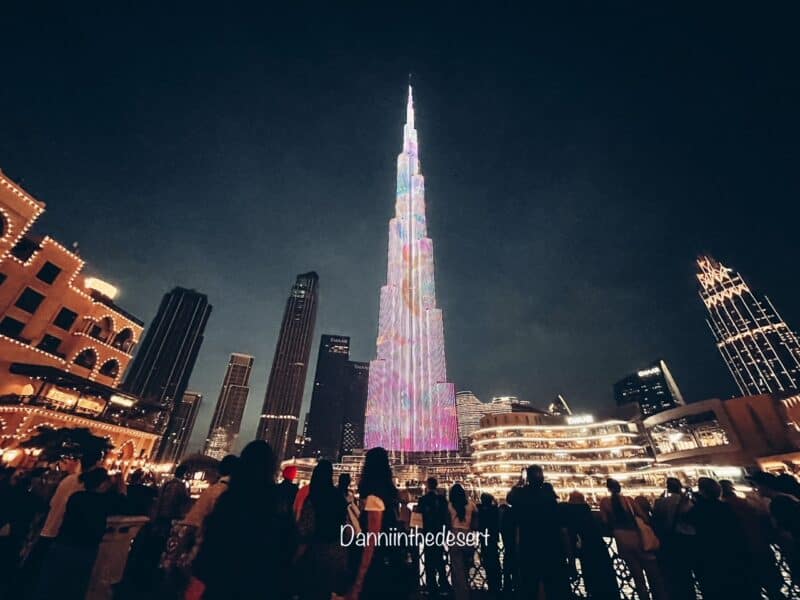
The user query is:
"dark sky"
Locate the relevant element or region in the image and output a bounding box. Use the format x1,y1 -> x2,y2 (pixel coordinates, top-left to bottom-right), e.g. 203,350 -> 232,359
2,4 -> 799,453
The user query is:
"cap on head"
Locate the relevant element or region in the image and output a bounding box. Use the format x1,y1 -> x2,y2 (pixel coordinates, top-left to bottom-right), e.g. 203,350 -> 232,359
282,465 -> 298,482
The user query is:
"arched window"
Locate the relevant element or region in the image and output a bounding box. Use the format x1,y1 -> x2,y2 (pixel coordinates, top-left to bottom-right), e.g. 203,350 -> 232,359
89,316 -> 114,343
99,359 -> 119,378
112,328 -> 134,352
74,348 -> 97,370
0,213 -> 6,240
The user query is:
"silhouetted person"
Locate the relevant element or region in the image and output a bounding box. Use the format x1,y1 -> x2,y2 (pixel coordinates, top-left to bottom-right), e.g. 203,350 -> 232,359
190,440 -> 297,599
599,478 -> 666,600
478,493 -> 502,596
184,455 -> 239,529
296,460 -> 348,600
33,468 -> 119,600
751,470 -> 800,581
415,476 -> 450,594
652,477 -> 697,599
506,465 -> 570,600
125,468 -> 157,516
720,479 -> 783,599
560,491 -> 618,599
686,477 -> 760,600
448,483 -> 477,600
346,447 -> 407,600
498,502 -> 517,596
278,464 -> 300,515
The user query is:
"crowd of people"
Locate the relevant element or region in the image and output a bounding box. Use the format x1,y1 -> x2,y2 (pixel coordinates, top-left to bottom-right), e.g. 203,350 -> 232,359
3,443 -> 800,599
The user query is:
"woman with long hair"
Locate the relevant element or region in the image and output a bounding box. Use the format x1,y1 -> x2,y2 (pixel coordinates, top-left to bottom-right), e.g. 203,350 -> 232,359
448,483 -> 477,600
346,447 -> 405,600
190,440 -> 297,600
297,460 -> 348,600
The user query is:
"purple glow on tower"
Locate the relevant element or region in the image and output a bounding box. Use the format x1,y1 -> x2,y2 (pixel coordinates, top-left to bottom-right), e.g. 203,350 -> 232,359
364,86 -> 458,451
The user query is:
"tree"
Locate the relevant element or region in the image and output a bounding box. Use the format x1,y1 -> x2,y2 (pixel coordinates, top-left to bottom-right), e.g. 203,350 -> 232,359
21,426 -> 114,463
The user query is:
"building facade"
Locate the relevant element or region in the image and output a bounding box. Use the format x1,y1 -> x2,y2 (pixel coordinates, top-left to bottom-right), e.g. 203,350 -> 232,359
159,391 -> 202,464
305,336 -> 369,460
642,393 -> 800,471
122,287 -> 212,450
471,410 -> 745,502
0,169 -> 157,462
365,86 -> 458,452
456,391 -> 484,442
340,360 -> 369,458
697,255 -> 800,396
204,353 -> 254,459
614,359 -> 685,417
257,272 -> 318,460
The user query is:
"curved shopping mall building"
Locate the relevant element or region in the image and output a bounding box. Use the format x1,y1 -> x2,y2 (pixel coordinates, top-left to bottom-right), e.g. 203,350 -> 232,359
471,410 -> 743,502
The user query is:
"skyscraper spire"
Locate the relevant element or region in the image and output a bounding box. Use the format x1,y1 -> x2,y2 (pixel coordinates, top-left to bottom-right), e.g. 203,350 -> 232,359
364,86 -> 458,452
406,84 -> 415,129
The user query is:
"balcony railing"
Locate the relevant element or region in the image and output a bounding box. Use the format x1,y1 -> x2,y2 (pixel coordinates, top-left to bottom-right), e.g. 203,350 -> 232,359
416,535 -> 800,599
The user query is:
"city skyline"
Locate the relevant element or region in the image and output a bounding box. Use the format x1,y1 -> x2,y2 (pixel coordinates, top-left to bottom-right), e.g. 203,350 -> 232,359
2,6 -> 799,452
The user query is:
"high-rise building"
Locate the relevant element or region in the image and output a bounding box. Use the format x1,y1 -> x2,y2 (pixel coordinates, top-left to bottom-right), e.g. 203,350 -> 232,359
456,391 -> 484,440
340,360 -> 369,457
614,359 -> 685,417
257,272 -> 318,460
306,335 -> 350,459
204,353 -> 255,459
365,86 -> 458,452
697,255 -> 800,396
122,287 -> 212,457
305,335 -> 369,460
159,391 -> 202,463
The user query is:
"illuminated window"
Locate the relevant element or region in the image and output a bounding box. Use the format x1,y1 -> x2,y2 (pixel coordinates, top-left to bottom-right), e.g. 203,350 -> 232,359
53,307 -> 78,331
36,261 -> 62,284
15,287 -> 45,314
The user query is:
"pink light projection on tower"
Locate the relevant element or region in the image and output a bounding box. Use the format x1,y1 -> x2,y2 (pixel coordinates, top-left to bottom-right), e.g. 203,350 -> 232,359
364,86 -> 459,451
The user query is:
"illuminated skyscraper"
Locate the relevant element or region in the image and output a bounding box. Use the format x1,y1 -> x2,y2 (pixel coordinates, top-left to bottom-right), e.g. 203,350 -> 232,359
204,353 -> 254,459
614,360 -> 685,417
697,255 -> 800,395
257,272 -> 318,460
364,86 -> 458,451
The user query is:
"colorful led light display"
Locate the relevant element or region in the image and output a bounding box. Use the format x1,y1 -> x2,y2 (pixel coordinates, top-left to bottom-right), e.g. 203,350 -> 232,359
364,86 -> 458,451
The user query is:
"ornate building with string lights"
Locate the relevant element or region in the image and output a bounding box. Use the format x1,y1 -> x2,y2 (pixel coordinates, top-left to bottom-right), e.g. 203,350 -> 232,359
697,254 -> 800,396
364,86 -> 458,452
0,169 -> 159,465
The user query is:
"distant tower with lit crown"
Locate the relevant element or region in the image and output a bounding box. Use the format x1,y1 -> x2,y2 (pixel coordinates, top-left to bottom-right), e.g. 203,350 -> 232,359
364,86 -> 458,451
697,255 -> 800,395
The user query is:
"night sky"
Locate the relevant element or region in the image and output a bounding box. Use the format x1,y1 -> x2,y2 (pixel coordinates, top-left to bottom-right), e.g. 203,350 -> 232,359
2,4 -> 799,453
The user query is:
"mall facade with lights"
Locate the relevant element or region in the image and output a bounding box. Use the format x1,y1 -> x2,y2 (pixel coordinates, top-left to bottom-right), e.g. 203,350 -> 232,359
0,169 -> 160,464
470,409 -> 748,502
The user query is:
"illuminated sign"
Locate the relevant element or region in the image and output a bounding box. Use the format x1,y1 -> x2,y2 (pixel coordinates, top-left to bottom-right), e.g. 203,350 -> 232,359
637,367 -> 661,378
566,415 -> 594,425
85,277 -> 119,300
110,394 -> 135,407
